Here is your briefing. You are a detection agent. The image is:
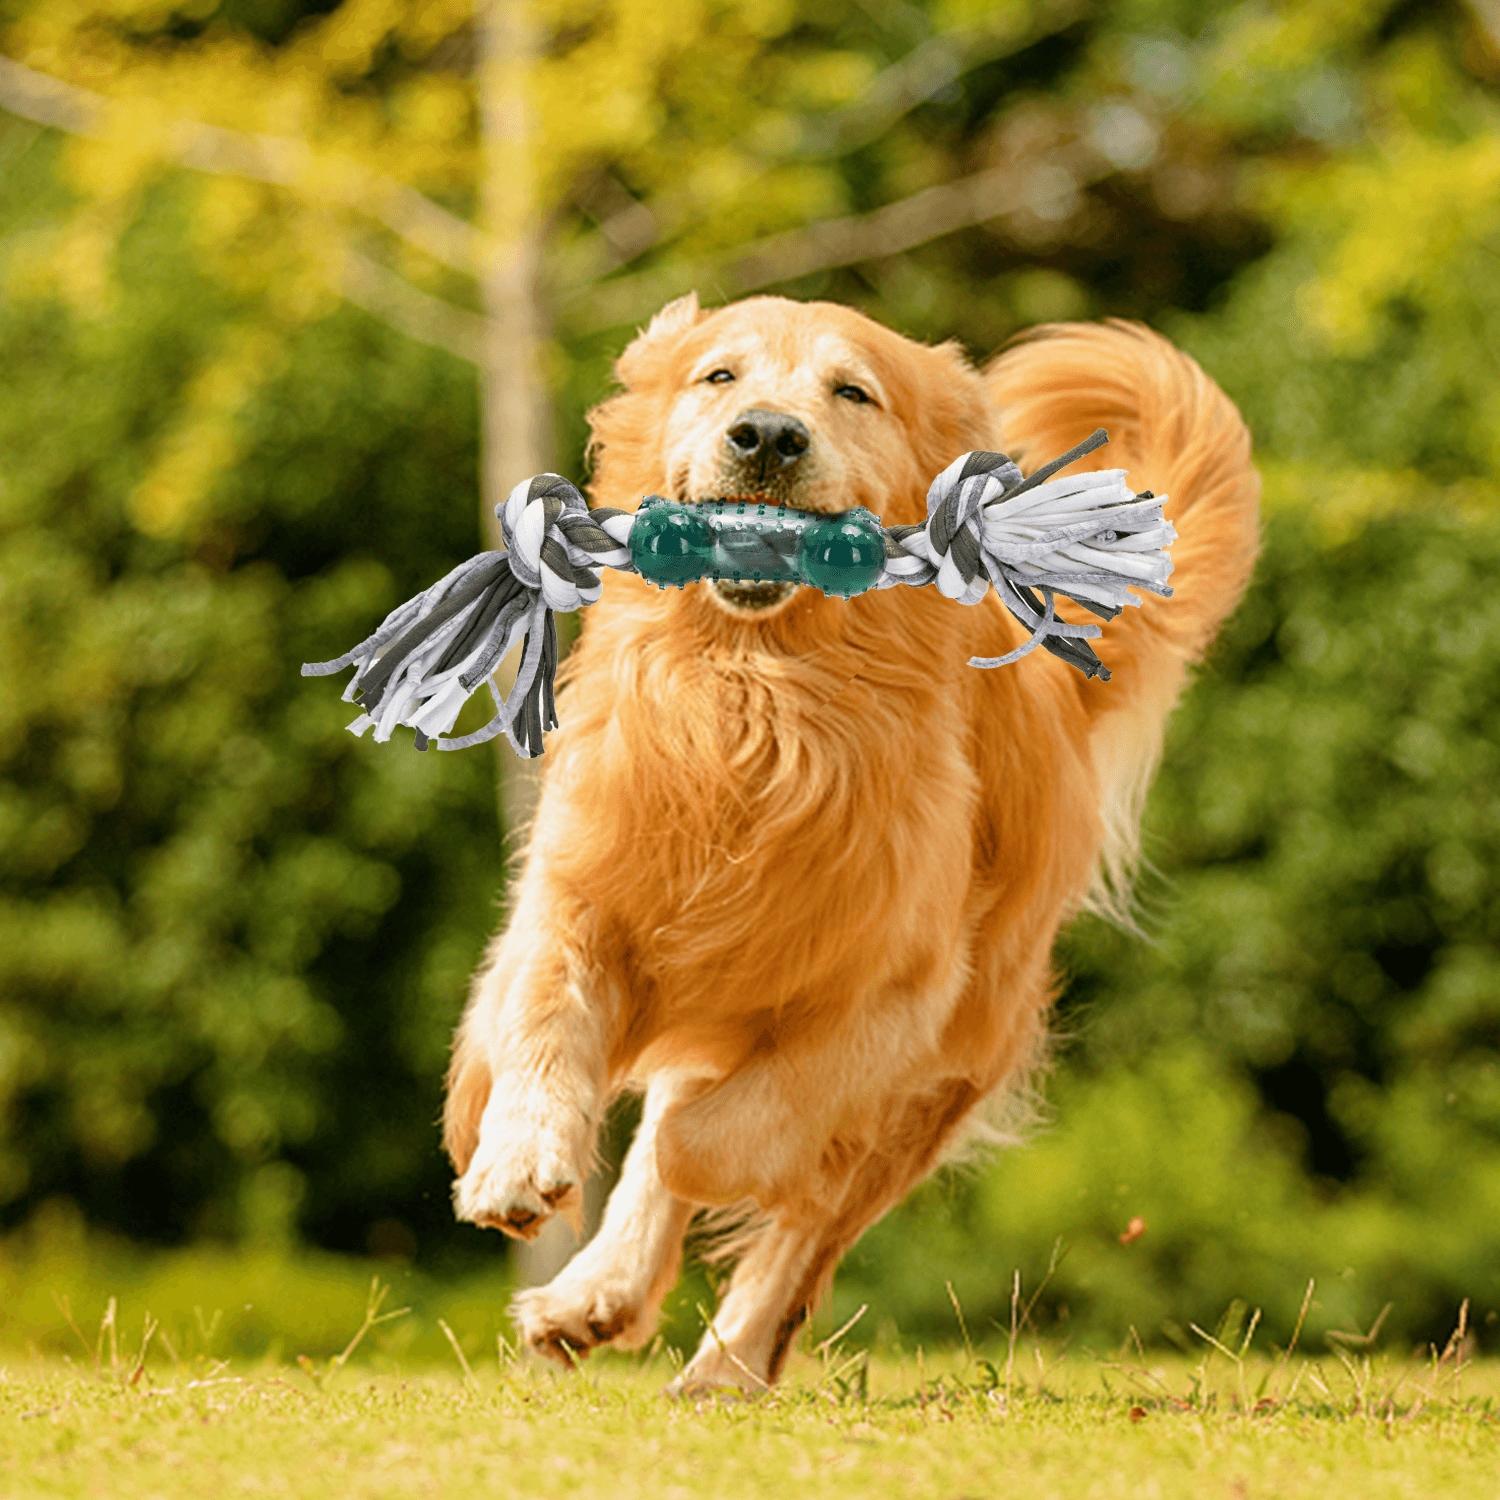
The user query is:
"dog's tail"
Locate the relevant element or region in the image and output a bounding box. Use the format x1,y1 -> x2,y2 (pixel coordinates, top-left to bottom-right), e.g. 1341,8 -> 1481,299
984,320 -> 1260,919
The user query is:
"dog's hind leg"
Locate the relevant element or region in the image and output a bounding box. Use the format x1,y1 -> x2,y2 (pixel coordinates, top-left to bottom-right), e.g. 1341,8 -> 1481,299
510,1075 -> 696,1362
667,1078 -> 983,1397
651,963 -> 966,1215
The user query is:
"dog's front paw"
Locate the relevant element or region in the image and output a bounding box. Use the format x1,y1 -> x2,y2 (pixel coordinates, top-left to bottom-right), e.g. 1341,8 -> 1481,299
511,1263 -> 658,1363
452,1092 -> 588,1240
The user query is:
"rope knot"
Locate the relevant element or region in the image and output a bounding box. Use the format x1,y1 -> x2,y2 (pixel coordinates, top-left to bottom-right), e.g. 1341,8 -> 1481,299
877,429 -> 1176,679
498,473 -> 598,610
922,451 -> 1025,605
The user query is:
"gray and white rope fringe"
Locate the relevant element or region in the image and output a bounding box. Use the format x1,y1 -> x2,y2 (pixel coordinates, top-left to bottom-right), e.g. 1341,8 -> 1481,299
301,429 -> 1175,758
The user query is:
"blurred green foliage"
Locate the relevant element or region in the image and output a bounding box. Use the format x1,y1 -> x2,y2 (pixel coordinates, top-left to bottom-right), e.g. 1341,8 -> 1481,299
0,0 -> 1497,1352
0,142 -> 498,1255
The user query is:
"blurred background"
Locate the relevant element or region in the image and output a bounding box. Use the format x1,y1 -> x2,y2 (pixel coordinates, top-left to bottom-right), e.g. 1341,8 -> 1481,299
0,0 -> 1497,1365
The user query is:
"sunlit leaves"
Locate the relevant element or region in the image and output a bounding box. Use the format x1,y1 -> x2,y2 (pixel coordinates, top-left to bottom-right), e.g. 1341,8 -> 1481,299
130,323 -> 288,537
1288,133 -> 1500,353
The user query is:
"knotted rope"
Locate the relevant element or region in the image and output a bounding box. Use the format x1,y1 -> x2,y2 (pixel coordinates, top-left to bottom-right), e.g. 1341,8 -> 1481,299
301,474 -> 633,757
878,429 -> 1176,677
302,429 -> 1175,756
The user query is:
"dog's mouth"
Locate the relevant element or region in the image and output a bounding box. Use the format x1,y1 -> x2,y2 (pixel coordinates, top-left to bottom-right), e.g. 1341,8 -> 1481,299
676,482 -> 801,616
709,577 -> 797,613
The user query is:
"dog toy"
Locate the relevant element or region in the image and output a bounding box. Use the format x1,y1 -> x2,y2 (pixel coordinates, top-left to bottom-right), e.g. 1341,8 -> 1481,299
302,429 -> 1174,757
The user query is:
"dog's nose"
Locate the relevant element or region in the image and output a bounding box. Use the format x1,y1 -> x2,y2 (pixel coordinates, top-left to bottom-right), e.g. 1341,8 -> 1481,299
724,409 -> 811,469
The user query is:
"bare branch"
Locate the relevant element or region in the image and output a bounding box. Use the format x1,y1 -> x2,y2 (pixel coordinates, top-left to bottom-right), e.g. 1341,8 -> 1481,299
339,249 -> 487,364
556,14 -> 1083,288
570,155 -> 1103,330
0,52 -> 95,133
729,164 -> 1024,286
798,20 -> 1072,159
1462,0 -> 1500,52
0,53 -> 483,276
570,169 -> 660,267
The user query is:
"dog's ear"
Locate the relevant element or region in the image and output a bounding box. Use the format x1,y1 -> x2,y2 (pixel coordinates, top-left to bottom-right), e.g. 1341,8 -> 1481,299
588,293 -> 705,498
910,339 -> 998,473
616,292 -> 704,387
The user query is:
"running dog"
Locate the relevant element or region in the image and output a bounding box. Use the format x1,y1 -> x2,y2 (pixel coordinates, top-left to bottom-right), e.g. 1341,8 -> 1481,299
443,295 -> 1259,1394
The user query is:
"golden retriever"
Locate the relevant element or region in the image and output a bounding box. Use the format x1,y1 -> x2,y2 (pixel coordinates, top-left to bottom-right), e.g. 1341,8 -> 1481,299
441,294 -> 1259,1394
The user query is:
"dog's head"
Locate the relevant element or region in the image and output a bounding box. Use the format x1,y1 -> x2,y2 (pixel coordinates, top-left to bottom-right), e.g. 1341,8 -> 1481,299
588,294 -> 995,618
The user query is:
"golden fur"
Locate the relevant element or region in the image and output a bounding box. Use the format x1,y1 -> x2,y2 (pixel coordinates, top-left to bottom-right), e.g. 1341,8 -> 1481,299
442,295 -> 1259,1393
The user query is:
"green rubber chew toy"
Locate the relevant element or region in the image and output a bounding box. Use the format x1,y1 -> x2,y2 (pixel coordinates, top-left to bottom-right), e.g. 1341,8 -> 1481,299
629,498 -> 887,597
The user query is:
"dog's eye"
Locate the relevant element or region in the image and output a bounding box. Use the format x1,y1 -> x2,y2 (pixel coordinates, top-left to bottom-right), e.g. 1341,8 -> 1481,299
704,369 -> 736,385
835,383 -> 873,405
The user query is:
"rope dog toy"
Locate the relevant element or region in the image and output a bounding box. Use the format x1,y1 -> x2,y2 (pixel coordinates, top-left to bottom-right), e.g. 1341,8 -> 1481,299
302,429 -> 1175,757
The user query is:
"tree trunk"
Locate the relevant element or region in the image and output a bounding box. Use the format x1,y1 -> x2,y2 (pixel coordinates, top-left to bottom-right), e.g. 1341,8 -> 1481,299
477,0 -> 551,532
475,0 -> 599,1286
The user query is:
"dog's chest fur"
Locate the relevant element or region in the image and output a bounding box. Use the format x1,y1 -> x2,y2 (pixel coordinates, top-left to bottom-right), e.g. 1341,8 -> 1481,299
544,613 -> 980,1029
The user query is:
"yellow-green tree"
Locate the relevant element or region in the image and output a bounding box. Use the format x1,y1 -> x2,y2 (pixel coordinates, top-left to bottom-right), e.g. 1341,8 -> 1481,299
4,0 -> 1496,544
0,0 -> 1091,535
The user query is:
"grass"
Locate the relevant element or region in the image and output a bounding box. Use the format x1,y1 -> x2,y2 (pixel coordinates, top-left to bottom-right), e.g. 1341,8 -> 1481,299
0,1216 -> 521,1366
3,1288 -> 1497,1499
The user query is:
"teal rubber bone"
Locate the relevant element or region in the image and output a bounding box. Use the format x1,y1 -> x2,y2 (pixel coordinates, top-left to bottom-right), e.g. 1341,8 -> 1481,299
629,498 -> 887,597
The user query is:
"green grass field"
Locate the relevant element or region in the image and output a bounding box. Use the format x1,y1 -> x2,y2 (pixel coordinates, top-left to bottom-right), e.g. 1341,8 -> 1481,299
4,1302 -> 1496,1500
